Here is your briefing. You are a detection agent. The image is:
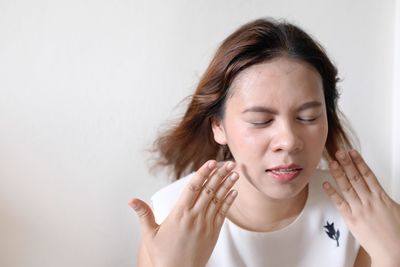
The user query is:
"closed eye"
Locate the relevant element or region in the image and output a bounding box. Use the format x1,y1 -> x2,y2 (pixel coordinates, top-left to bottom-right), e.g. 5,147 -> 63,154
297,117 -> 318,123
251,120 -> 273,127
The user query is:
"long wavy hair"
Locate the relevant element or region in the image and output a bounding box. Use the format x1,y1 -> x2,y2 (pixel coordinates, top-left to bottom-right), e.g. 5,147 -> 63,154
152,18 -> 354,179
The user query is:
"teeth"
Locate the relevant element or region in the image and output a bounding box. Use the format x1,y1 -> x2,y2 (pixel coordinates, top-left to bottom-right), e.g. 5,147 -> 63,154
271,169 -> 298,173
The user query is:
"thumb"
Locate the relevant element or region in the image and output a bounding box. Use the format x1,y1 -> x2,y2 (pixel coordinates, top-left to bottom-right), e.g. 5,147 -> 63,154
128,198 -> 158,234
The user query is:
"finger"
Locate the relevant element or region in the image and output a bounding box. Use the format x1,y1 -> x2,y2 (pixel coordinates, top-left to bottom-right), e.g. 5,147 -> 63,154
348,150 -> 383,195
322,182 -> 352,217
335,150 -> 370,202
329,160 -> 361,203
178,160 -> 217,209
128,198 -> 158,235
214,189 -> 238,227
192,161 -> 236,212
206,172 -> 239,219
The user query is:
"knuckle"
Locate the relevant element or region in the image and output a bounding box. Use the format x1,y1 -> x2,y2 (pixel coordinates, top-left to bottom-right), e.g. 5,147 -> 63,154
218,205 -> 228,217
350,174 -> 360,182
222,180 -> 232,191
336,198 -> 347,210
353,156 -> 362,163
377,189 -> 390,203
327,189 -> 336,197
138,208 -> 151,218
198,170 -> 210,181
212,219 -> 220,229
203,185 -> 215,196
335,171 -> 346,180
215,167 -> 227,180
218,210 -> 226,220
211,196 -> 220,205
181,212 -> 200,229
342,185 -> 352,193
188,183 -> 201,193
361,168 -> 373,177
172,207 -> 187,221
342,158 -> 351,166
363,200 -> 373,212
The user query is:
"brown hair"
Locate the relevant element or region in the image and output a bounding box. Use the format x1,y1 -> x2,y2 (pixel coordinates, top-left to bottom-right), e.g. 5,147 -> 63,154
152,18 -> 354,179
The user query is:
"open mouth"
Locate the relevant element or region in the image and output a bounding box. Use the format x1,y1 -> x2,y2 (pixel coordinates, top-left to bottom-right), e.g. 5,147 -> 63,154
267,168 -> 302,174
266,166 -> 303,182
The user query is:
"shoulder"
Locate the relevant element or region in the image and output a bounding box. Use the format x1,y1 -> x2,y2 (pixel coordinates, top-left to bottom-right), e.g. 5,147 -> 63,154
151,173 -> 194,224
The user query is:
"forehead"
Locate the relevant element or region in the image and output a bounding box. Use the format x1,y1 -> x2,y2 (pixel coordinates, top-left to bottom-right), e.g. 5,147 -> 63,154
228,57 -> 324,106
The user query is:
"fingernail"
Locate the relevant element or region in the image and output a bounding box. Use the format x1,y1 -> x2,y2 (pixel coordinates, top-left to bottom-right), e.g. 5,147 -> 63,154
226,161 -> 235,171
336,151 -> 346,160
208,160 -> 216,169
129,201 -> 140,211
323,182 -> 331,190
349,150 -> 358,157
229,173 -> 238,181
330,161 -> 339,169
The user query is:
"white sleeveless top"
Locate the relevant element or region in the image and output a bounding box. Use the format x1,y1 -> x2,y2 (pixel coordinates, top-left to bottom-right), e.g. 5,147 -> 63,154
151,169 -> 360,267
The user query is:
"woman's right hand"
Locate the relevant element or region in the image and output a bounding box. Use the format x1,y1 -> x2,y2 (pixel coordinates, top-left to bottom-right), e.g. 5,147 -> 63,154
129,160 -> 239,267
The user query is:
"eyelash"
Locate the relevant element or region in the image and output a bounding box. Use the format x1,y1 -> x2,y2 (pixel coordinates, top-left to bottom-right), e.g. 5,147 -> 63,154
251,120 -> 272,126
250,117 -> 318,127
251,120 -> 273,126
297,117 -> 317,123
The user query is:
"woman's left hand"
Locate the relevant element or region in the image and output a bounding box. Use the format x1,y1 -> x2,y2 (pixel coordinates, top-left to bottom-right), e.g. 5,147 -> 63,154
323,149 -> 400,266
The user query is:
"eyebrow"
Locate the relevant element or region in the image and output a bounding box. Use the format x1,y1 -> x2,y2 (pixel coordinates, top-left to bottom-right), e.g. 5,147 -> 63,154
241,101 -> 323,114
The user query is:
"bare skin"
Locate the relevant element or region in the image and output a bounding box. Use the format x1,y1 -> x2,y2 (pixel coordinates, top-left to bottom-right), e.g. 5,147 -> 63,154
211,58 -> 328,233
130,58 -> 400,266
132,152 -> 400,267
130,161 -> 239,267
324,149 -> 400,267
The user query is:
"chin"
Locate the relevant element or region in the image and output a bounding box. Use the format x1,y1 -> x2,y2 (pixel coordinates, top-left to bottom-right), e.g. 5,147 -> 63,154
260,174 -> 309,200
261,185 -> 308,201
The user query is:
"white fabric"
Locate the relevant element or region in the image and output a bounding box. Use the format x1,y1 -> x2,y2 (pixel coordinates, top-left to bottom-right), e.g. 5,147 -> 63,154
151,169 -> 360,267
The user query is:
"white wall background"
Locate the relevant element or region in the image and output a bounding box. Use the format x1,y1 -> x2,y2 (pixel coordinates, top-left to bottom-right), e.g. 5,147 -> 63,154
393,0 -> 400,201
0,0 -> 398,266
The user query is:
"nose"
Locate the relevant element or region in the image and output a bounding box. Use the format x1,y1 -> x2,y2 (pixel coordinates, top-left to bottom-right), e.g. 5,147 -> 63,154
270,122 -> 303,153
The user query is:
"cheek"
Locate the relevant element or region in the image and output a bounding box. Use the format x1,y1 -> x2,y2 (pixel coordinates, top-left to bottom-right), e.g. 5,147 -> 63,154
225,122 -> 266,152
229,123 -> 265,146
309,119 -> 328,148
320,117 -> 329,142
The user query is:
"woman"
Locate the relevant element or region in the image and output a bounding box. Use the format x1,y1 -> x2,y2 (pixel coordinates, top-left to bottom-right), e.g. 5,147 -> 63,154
129,18 -> 400,267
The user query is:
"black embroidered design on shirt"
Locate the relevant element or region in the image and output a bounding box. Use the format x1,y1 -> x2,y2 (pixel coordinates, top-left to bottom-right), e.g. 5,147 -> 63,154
324,221 -> 340,247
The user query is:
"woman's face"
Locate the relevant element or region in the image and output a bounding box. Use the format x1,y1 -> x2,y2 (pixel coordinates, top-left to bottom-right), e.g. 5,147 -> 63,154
212,57 -> 328,200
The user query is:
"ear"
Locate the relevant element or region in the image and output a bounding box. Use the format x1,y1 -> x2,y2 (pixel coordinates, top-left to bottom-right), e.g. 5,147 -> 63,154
211,117 -> 228,145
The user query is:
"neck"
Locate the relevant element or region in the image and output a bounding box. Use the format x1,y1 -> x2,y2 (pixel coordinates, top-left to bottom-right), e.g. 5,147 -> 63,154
227,177 -> 309,232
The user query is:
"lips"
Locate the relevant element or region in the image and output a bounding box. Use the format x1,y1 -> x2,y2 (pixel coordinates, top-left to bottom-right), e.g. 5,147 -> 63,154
266,164 -> 303,182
